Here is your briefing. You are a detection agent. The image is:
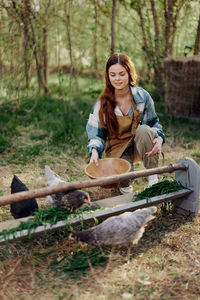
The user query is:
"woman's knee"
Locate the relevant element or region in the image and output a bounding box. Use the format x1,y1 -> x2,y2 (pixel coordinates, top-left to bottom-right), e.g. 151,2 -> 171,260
134,125 -> 158,155
135,125 -> 157,141
135,124 -> 148,136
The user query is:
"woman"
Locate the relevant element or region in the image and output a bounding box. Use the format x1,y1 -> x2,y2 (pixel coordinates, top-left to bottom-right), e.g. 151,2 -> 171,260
86,53 -> 165,194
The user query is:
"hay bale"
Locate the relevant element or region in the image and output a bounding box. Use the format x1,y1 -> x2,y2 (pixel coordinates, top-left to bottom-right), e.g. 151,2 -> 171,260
164,56 -> 200,118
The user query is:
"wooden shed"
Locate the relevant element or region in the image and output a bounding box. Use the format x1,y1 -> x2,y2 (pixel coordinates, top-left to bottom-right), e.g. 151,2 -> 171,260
164,56 -> 200,118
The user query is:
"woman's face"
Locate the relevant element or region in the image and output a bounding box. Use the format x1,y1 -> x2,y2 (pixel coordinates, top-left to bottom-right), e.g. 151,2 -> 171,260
108,63 -> 129,90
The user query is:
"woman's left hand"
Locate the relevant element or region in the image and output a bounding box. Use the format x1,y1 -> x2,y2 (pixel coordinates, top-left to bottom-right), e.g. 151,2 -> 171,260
145,136 -> 163,157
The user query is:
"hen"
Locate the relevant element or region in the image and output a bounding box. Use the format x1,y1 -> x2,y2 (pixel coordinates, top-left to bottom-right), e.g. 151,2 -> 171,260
45,165 -> 90,210
10,175 -> 38,219
72,206 -> 157,247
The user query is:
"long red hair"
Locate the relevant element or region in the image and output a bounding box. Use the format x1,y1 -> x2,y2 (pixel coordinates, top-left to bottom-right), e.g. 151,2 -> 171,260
99,53 -> 138,135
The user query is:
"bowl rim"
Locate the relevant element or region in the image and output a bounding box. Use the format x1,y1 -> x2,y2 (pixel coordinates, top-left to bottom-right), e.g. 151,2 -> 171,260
85,157 -> 131,179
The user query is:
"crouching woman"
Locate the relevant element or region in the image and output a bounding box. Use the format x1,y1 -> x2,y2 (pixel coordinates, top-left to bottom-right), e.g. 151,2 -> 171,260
86,53 -> 165,194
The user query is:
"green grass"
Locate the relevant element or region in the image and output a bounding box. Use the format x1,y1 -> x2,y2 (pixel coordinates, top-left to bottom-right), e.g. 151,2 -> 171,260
0,75 -> 103,164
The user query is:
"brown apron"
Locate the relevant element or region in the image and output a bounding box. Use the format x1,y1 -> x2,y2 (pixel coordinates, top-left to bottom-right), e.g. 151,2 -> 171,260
105,107 -> 141,158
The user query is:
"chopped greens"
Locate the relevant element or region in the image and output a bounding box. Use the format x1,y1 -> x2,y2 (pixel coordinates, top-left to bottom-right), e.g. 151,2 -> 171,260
0,206 -> 101,241
52,247 -> 109,278
134,180 -> 187,201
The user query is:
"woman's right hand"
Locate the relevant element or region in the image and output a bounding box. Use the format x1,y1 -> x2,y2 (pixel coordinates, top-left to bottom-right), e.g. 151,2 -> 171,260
90,148 -> 99,165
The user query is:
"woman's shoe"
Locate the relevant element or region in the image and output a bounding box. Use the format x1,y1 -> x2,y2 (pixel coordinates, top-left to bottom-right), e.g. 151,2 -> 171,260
148,174 -> 158,186
119,185 -> 133,194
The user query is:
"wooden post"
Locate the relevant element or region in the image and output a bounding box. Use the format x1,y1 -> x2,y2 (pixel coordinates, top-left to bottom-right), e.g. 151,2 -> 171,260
173,158 -> 200,217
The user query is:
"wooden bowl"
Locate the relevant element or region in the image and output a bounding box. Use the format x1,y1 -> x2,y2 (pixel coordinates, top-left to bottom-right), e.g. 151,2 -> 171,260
85,158 -> 131,188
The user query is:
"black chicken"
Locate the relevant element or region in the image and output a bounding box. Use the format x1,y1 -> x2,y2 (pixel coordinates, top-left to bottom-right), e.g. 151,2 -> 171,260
10,175 -> 38,219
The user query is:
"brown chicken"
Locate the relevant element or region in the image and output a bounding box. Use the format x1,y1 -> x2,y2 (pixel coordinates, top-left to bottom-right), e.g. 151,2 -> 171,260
45,165 -> 90,211
49,189 -> 90,211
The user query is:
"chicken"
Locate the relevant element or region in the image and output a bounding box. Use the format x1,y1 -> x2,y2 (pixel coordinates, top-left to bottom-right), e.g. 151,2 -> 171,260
45,165 -> 90,210
45,165 -> 67,207
71,206 -> 157,247
10,175 -> 38,219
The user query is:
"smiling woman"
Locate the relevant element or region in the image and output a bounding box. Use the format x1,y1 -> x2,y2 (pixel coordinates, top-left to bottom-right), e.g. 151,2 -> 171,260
86,53 -> 165,194
109,64 -> 129,90
109,64 -> 132,116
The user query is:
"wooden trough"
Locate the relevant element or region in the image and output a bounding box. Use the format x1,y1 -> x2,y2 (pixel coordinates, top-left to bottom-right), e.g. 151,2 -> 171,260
0,157 -> 199,244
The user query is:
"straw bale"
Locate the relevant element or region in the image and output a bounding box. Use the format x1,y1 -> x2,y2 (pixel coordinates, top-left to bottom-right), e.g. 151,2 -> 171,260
164,56 -> 200,118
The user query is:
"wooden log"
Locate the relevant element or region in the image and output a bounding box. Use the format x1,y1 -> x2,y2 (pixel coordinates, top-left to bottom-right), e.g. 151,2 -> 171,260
0,188 -> 191,244
0,163 -> 187,206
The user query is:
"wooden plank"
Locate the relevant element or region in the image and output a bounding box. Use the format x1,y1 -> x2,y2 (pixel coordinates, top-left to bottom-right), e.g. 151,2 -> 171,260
94,192 -> 135,207
0,216 -> 32,232
0,189 -> 191,245
0,193 -> 133,239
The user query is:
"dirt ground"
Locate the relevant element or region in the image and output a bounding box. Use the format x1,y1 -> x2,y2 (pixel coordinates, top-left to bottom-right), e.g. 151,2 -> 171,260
0,139 -> 200,300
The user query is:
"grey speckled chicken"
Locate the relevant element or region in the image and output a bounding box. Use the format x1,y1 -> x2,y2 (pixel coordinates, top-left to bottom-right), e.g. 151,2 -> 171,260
45,165 -> 90,210
72,206 -> 157,247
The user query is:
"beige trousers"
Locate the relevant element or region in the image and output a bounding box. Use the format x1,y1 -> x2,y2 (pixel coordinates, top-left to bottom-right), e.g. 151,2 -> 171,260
120,124 -> 159,187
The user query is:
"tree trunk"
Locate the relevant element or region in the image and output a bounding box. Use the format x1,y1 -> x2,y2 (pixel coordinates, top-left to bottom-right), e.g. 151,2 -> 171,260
42,26 -> 48,85
66,0 -> 73,77
111,0 -> 117,55
23,21 -> 30,89
10,0 -> 49,94
29,20 -> 49,94
132,0 -> 188,96
150,0 -> 165,95
136,4 -> 152,82
163,0 -> 173,57
10,0 -> 31,88
194,14 -> 200,55
10,43 -> 14,73
65,0 -> 73,103
92,0 -> 99,77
